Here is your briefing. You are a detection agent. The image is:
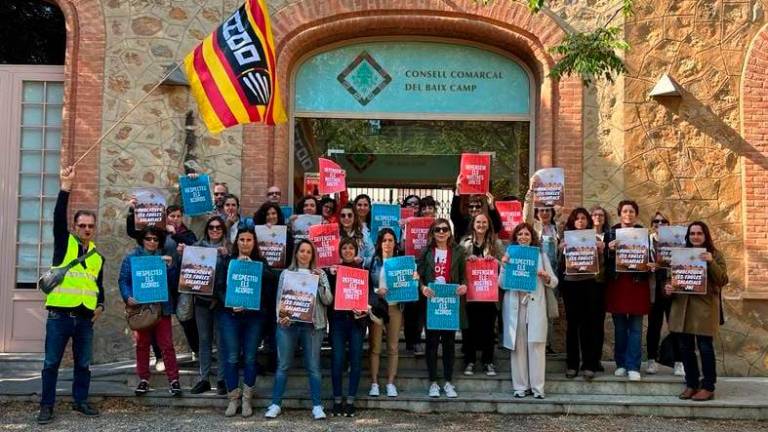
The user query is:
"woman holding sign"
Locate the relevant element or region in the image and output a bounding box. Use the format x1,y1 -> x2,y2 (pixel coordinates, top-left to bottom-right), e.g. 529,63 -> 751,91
353,194 -> 372,228
664,222 -> 728,401
266,240 -> 333,420
459,213 -> 504,377
500,223 -> 558,399
118,226 -> 182,397
418,219 -> 467,398
214,228 -> 277,417
605,200 -> 653,382
559,208 -> 605,380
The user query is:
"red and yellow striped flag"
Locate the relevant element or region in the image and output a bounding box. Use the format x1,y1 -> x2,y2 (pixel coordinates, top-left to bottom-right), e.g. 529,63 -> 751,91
184,0 -> 286,133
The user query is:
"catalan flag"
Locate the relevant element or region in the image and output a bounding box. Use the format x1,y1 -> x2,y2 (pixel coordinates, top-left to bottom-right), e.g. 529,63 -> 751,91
184,0 -> 286,133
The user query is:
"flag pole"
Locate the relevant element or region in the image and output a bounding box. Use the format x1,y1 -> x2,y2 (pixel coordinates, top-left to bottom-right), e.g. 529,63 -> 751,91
72,61 -> 183,167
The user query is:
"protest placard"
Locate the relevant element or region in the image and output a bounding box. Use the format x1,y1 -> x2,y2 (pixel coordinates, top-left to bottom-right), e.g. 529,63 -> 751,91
426,283 -> 460,331
458,153 -> 491,195
225,260 -> 263,310
383,255 -> 419,303
531,168 -> 564,208
179,174 -> 214,216
670,248 -> 707,295
304,172 -> 320,197
318,158 -> 346,195
130,255 -> 168,304
254,225 -> 287,268
334,266 -> 369,311
564,230 -> 598,275
370,203 -> 401,242
178,246 -> 217,295
615,228 -> 650,272
404,217 -> 434,257
400,207 -> 418,220
280,205 -> 293,220
502,245 -> 540,292
496,200 -> 523,239
465,257 -> 499,302
133,188 -> 166,230
657,225 -> 688,267
291,214 -> 322,241
278,271 -> 319,323
309,223 -> 340,268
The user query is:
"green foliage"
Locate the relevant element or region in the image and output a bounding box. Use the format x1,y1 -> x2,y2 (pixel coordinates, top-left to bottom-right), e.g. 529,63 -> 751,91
549,27 -> 629,85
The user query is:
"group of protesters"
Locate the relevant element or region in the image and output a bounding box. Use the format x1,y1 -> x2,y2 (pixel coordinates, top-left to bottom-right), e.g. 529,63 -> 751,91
37,164 -> 728,424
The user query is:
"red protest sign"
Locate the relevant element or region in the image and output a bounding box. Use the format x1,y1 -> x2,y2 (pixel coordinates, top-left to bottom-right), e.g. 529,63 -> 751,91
309,223 -> 340,268
496,200 -> 523,240
465,257 -> 499,302
458,153 -> 491,195
404,217 -> 434,257
334,265 -> 369,311
318,158 -> 346,195
304,172 -> 320,197
400,207 -> 417,220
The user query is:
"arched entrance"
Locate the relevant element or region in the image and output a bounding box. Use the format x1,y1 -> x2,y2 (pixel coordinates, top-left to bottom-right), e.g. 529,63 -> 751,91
290,38 -> 534,208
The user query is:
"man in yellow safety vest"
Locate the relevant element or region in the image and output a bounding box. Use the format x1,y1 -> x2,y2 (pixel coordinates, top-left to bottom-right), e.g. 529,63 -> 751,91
37,166 -> 105,425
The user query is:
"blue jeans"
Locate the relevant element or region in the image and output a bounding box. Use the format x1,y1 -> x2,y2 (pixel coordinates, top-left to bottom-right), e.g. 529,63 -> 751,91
272,323 -> 324,407
41,311 -> 94,406
330,317 -> 365,400
195,304 -> 225,382
612,314 -> 643,372
218,309 -> 263,391
678,333 -> 717,391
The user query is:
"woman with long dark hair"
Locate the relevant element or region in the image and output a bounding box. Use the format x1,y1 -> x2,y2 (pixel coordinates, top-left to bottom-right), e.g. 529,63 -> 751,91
338,203 -> 374,267
665,221 -> 728,401
353,194 -> 372,228
418,218 -> 467,398
214,228 -> 276,417
559,207 -> 605,379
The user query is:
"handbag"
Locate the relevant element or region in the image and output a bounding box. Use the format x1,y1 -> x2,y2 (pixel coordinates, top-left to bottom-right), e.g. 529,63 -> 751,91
125,303 -> 162,331
38,249 -> 98,294
176,293 -> 194,322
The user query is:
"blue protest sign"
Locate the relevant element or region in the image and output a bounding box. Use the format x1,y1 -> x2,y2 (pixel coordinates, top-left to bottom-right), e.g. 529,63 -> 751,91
426,283 -> 460,331
383,255 -> 419,303
502,245 -> 540,292
225,260 -> 263,310
130,255 -> 169,304
280,205 -> 293,220
179,174 -> 214,216
370,203 -> 401,242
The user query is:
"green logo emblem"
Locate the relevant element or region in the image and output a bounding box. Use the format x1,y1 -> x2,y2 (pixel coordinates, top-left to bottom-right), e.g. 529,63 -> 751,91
337,51 -> 392,106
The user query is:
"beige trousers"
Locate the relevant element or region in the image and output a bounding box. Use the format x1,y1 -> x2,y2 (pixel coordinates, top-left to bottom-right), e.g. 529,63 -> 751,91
369,304 -> 402,384
509,301 -> 547,395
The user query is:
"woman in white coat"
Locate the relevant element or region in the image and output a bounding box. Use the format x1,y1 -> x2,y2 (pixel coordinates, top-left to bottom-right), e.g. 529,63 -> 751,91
501,222 -> 558,399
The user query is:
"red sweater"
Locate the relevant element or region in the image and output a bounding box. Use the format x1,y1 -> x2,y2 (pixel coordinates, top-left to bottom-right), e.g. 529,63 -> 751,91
606,273 -> 650,315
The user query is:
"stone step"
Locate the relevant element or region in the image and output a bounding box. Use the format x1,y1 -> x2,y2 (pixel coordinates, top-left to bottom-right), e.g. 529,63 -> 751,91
0,353 -> 44,379
4,380 -> 767,420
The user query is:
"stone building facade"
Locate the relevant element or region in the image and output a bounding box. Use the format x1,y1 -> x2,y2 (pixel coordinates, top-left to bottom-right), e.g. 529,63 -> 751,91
3,0 -> 768,376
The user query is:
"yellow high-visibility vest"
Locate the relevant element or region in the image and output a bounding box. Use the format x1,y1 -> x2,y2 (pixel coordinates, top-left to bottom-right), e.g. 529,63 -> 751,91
45,234 -> 103,310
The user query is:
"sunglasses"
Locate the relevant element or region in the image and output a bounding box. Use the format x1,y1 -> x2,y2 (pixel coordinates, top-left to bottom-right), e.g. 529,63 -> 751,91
213,192 -> 227,196
208,225 -> 223,231
340,213 -> 354,219
76,223 -> 95,229
652,219 -> 668,224
406,201 -> 420,207
267,191 -> 281,196
468,204 -> 482,210
143,236 -> 159,242
433,226 -> 450,233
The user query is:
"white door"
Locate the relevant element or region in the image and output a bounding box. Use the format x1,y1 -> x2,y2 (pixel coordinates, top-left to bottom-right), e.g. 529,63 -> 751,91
0,65 -> 65,352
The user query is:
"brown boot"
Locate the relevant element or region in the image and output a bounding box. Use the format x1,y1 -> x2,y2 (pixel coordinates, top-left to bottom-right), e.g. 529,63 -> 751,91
225,388 -> 241,417
691,389 -> 714,401
241,385 -> 254,417
678,387 -> 697,400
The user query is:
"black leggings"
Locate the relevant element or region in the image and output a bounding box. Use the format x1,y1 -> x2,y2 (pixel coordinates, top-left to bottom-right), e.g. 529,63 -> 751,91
561,279 -> 605,371
426,330 -> 455,382
463,302 -> 497,365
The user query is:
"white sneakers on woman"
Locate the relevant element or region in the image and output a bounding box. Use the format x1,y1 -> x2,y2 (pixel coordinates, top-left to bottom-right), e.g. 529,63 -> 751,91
646,359 -> 658,375
614,367 -> 627,377
427,382 -> 458,398
674,362 -> 686,376
369,383 -> 380,397
386,383 -> 398,397
628,371 -> 642,381
428,382 -> 440,397
264,404 -> 281,418
311,405 -> 326,420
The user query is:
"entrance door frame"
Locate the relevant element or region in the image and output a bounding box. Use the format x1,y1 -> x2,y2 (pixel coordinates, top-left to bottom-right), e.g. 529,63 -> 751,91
287,36 -> 537,204
0,64 -> 65,353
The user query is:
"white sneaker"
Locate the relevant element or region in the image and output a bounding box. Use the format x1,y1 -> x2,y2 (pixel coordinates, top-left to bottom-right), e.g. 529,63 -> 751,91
485,364 -> 497,376
444,382 -> 458,398
674,362 -> 685,376
155,359 -> 165,373
264,404 -> 281,418
428,382 -> 440,398
311,405 -> 326,420
628,370 -> 642,381
464,363 -> 475,376
646,359 -> 658,375
368,383 -> 380,397
614,367 -> 627,377
386,383 -> 398,397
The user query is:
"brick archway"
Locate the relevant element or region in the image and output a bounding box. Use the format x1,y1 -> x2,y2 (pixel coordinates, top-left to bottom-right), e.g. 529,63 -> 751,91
241,0 -> 583,213
741,23 -> 768,298
53,0 -> 105,214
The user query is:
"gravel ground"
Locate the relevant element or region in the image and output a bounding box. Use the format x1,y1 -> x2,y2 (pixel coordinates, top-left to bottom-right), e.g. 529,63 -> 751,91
2,400 -> 768,431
